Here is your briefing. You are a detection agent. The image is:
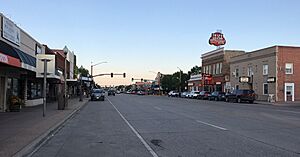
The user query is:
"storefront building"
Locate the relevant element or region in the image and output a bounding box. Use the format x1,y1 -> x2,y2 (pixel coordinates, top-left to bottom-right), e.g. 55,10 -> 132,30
187,74 -> 202,92
230,46 -> 300,102
0,14 -> 43,111
201,48 -> 244,92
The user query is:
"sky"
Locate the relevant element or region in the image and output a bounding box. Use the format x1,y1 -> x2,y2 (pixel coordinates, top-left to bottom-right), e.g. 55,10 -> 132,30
1,0 -> 300,86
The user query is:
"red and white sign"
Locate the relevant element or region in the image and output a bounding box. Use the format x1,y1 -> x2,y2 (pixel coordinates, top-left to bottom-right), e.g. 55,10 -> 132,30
209,32 -> 226,46
0,52 -> 21,67
0,53 -> 8,63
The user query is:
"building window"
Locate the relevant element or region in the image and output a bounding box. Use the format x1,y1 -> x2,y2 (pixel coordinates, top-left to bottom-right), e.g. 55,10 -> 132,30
263,64 -> 268,75
235,69 -> 239,77
219,63 -> 222,74
27,81 -> 42,99
285,63 -> 293,74
216,63 -> 220,75
263,83 -> 268,95
235,84 -> 239,90
208,65 -> 212,74
212,64 -> 216,75
248,66 -> 253,76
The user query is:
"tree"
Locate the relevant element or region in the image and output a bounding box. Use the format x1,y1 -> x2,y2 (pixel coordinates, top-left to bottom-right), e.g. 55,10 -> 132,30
78,65 -> 89,77
188,65 -> 202,76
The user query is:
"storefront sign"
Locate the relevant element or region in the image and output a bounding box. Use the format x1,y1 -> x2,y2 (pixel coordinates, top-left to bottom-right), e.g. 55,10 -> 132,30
239,76 -> 250,83
2,16 -> 21,46
209,32 -> 226,46
0,53 -> 8,63
216,82 -> 221,85
188,83 -> 194,86
0,52 -> 21,67
267,77 -> 276,83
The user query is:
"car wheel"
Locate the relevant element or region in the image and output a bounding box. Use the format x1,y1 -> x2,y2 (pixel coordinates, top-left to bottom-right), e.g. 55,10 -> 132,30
225,97 -> 229,102
215,97 -> 218,101
249,100 -> 254,104
237,98 -> 241,103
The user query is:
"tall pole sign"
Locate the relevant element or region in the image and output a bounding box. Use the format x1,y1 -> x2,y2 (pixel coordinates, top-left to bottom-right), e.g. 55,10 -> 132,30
209,31 -> 226,48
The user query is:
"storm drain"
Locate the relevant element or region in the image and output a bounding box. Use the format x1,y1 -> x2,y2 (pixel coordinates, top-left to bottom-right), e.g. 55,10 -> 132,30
151,139 -> 163,148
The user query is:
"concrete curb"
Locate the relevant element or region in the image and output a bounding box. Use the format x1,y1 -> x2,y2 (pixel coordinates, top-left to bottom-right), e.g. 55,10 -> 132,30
12,99 -> 89,157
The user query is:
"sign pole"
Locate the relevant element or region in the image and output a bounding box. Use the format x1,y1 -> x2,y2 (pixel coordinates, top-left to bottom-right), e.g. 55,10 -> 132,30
41,59 -> 51,117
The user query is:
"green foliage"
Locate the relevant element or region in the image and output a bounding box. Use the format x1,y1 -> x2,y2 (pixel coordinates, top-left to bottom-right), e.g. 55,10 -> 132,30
78,65 -> 89,77
188,65 -> 202,76
160,71 -> 189,92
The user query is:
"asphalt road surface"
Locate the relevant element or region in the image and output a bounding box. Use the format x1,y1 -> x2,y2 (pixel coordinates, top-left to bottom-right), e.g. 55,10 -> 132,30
32,94 -> 300,157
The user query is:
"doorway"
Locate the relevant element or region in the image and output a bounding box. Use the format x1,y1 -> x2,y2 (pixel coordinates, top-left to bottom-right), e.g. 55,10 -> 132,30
284,83 -> 294,101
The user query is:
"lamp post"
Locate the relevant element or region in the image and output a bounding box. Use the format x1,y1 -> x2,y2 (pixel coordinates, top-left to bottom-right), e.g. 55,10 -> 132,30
63,46 -> 68,109
177,67 -> 182,94
79,74 -> 83,101
91,61 -> 107,88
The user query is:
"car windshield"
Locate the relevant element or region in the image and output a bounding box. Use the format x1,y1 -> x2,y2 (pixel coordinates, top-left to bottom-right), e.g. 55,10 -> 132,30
93,89 -> 103,93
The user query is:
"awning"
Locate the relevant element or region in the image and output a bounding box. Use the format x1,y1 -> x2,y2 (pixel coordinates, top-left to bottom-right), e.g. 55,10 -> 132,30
13,48 -> 36,67
0,40 -> 21,67
0,40 -> 19,58
0,40 -> 36,70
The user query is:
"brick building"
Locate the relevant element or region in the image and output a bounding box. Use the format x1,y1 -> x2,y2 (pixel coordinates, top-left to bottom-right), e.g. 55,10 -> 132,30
201,48 -> 245,92
230,46 -> 300,102
187,74 -> 202,92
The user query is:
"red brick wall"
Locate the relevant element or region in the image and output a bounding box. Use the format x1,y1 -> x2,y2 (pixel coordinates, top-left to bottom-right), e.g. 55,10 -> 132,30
277,46 -> 300,102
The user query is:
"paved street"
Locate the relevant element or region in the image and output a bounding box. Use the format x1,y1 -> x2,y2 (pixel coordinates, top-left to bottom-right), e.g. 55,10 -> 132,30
32,94 -> 300,157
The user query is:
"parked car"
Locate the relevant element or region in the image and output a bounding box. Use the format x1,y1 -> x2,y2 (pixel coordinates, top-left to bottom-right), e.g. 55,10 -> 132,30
180,92 -> 189,98
225,89 -> 256,103
137,91 -> 146,95
208,91 -> 226,101
126,90 -> 132,94
90,89 -> 105,101
108,90 -> 116,96
168,91 -> 179,97
198,91 -> 211,100
116,90 -> 121,94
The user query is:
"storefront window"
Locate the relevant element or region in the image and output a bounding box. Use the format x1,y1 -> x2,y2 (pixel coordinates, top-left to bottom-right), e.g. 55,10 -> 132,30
27,81 -> 42,99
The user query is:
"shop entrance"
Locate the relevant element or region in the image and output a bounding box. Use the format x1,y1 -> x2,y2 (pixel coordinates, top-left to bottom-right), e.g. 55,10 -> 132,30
285,83 -> 294,101
0,77 -> 5,111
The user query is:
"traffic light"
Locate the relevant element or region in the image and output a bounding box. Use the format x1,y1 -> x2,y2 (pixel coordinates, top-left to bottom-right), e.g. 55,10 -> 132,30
141,78 -> 143,82
123,73 -> 126,78
111,73 -> 113,78
132,78 -> 134,82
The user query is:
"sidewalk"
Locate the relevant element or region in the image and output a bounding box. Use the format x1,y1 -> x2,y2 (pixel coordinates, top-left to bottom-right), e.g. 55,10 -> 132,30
256,100 -> 300,107
0,97 -> 89,157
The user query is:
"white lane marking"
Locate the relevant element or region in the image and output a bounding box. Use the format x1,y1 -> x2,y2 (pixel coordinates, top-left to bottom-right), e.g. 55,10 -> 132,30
107,98 -> 159,157
154,107 -> 162,110
276,110 -> 300,114
196,120 -> 228,131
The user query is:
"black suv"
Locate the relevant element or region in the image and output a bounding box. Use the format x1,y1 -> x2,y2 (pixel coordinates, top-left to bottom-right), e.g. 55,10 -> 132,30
108,90 -> 116,96
208,91 -> 225,101
225,89 -> 256,103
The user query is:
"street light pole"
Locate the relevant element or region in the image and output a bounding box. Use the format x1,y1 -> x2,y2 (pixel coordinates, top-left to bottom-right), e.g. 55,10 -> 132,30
177,67 -> 182,94
63,46 -> 68,109
91,61 -> 107,88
